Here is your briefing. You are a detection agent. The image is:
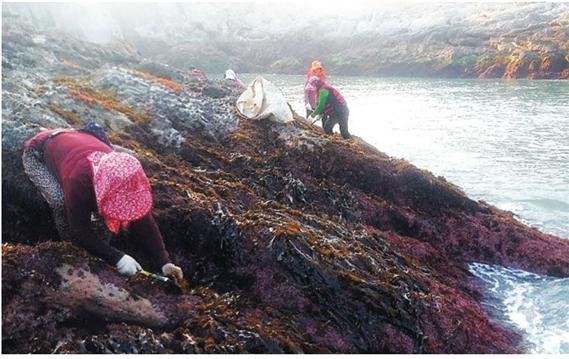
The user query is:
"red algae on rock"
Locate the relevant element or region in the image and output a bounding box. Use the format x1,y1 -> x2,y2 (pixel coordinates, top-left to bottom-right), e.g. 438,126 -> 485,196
6,113 -> 566,353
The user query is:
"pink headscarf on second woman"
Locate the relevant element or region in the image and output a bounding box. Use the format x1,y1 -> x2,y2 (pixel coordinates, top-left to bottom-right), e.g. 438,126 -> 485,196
304,61 -> 328,109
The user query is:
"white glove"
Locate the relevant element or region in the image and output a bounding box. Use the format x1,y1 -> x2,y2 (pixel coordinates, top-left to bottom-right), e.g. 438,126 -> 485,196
162,263 -> 184,282
116,254 -> 142,276
305,103 -> 313,111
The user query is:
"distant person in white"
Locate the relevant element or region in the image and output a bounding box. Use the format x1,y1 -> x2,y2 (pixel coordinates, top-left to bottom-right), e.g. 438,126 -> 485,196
224,69 -> 245,88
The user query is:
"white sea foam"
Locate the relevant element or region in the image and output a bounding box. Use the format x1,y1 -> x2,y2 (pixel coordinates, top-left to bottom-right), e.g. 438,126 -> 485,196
470,263 -> 569,354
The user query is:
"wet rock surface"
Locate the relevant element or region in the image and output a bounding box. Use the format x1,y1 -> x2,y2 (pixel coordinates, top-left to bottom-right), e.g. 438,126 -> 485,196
3,15 -> 568,354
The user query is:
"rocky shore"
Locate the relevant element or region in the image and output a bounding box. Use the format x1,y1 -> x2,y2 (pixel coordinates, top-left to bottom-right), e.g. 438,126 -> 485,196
3,15 -> 569,354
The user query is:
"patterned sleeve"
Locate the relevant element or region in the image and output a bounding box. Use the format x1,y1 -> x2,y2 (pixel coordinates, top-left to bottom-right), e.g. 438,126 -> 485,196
22,148 -> 63,209
22,148 -> 72,241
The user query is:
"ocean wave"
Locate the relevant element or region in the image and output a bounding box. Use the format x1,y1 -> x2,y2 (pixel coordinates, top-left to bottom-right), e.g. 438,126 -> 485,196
470,263 -> 569,354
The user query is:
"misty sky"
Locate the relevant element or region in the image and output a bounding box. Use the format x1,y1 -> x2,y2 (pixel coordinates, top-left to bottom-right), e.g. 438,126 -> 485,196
4,2 -> 567,46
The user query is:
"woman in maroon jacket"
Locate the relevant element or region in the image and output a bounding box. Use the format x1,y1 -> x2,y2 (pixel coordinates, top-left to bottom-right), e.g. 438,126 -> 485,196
22,127 -> 183,280
307,76 -> 351,140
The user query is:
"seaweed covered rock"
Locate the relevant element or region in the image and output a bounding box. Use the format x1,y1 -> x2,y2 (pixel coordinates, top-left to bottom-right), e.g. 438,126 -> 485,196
3,14 -> 569,354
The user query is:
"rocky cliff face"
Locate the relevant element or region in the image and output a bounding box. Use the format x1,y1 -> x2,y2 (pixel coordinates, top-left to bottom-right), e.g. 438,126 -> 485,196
3,14 -> 569,354
4,2 -> 568,79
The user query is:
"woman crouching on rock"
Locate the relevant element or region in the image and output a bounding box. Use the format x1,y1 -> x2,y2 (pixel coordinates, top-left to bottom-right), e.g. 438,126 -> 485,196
307,76 -> 351,140
22,124 -> 183,281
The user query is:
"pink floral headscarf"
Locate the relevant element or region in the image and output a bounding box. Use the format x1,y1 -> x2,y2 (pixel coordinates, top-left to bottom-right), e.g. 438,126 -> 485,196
87,151 -> 153,233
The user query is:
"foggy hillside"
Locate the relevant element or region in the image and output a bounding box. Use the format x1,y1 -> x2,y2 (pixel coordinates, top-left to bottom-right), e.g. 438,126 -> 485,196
3,2 -> 569,77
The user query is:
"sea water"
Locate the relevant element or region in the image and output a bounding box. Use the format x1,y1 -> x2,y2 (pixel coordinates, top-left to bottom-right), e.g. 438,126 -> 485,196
241,74 -> 569,353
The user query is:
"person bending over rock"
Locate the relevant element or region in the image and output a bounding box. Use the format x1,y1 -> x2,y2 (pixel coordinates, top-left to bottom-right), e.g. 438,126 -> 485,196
224,69 -> 245,89
307,76 -> 351,140
22,124 -> 183,281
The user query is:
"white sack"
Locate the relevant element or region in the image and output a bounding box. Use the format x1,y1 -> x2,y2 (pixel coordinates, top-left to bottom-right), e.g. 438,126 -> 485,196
236,76 -> 293,123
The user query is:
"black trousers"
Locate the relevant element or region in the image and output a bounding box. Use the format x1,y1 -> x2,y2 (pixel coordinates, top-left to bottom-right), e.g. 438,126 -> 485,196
323,107 -> 351,139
